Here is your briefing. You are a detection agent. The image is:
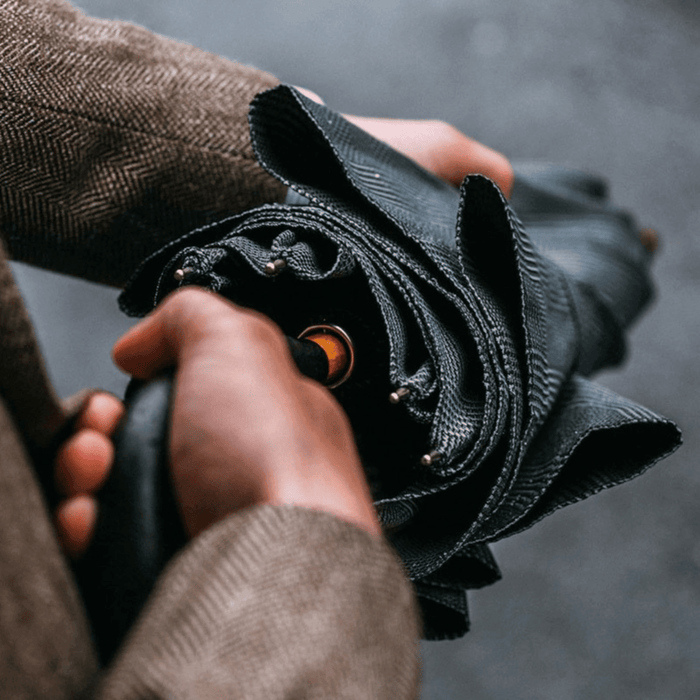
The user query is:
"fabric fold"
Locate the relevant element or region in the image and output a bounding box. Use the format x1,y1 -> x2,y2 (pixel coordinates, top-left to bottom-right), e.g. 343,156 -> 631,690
120,85 -> 681,639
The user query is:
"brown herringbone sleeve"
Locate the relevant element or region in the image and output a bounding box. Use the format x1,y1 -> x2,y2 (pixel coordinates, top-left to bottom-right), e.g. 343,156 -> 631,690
0,239 -> 64,451
0,243 -> 97,699
97,505 -> 421,700
0,394 -> 98,700
0,0 -> 287,288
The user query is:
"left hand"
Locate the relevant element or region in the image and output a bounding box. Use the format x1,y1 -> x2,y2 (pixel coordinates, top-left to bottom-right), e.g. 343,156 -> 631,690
54,392 -> 124,559
296,87 -> 514,196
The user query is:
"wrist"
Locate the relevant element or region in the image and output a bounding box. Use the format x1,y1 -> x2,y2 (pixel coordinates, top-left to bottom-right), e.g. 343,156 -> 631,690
261,461 -> 382,539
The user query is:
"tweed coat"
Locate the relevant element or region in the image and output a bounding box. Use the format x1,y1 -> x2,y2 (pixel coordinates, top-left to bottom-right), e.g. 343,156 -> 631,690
0,1 -> 421,697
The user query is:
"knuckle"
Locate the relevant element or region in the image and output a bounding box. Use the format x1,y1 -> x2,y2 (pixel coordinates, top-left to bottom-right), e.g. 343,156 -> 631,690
157,288 -> 289,363
160,287 -> 216,326
433,120 -> 466,146
156,288 -> 243,349
170,286 -> 219,313
428,118 -> 451,135
238,309 -> 285,348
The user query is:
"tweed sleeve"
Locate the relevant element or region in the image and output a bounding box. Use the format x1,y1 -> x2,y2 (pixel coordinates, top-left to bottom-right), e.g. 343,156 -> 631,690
93,505 -> 422,700
0,0 -> 287,287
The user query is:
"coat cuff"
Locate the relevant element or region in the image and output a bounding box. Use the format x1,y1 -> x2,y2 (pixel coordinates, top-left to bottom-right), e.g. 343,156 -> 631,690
98,504 -> 421,699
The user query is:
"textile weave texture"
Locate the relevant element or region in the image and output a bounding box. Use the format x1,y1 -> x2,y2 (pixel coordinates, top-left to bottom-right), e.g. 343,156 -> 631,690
120,86 -> 681,639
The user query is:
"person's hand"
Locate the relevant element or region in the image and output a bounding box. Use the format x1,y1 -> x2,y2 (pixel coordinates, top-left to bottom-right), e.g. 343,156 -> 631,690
54,392 -> 124,559
345,115 -> 514,196
296,87 -> 514,196
55,288 -> 380,557
111,288 -> 380,540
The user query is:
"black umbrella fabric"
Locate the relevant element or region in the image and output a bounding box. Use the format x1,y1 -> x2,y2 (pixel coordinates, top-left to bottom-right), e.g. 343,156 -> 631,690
120,86 -> 681,639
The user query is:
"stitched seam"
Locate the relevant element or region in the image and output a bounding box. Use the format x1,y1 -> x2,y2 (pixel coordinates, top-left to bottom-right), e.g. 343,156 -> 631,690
0,94 -> 253,161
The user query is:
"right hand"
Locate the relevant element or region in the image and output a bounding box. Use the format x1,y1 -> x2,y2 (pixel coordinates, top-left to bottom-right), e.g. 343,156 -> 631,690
111,287 -> 380,540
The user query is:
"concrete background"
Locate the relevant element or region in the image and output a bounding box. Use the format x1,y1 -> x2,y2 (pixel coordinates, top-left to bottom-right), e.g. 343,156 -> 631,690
11,0 -> 700,697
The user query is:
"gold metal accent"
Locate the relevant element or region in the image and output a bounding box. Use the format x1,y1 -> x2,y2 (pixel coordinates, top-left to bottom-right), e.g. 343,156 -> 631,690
420,450 -> 442,467
389,387 -> 411,404
264,259 -> 287,276
639,227 -> 659,254
173,267 -> 194,281
298,324 -> 355,389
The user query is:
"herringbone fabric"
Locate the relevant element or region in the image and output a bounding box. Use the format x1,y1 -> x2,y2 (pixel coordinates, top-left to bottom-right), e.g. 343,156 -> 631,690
0,3 -> 421,695
96,506 -> 421,700
0,0 -> 286,288
0,241 -> 64,453
0,393 -> 98,700
0,241 -> 97,698
121,86 -> 681,639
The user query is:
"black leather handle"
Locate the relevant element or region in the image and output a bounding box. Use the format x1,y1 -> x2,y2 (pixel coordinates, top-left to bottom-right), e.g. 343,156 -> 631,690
73,336 -> 329,664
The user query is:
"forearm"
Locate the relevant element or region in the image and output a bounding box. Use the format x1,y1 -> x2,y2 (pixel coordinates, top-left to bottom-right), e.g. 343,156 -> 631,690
0,0 -> 286,287
94,505 -> 421,699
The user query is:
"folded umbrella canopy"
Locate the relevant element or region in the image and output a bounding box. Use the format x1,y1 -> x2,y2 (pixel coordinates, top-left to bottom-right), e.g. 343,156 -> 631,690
116,85 -> 680,641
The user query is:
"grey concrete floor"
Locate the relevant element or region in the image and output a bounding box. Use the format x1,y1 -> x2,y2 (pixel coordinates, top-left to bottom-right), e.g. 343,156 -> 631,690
11,0 -> 700,697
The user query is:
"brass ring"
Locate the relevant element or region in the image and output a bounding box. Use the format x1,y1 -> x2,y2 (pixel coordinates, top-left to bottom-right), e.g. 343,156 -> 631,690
297,324 -> 355,389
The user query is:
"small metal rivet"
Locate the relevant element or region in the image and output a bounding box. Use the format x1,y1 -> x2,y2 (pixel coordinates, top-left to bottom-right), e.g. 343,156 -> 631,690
389,387 -> 411,404
173,267 -> 194,282
420,450 -> 442,467
639,227 -> 659,254
264,259 -> 287,276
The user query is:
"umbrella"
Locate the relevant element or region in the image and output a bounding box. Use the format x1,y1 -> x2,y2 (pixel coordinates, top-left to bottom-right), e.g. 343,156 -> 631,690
83,86 -> 681,659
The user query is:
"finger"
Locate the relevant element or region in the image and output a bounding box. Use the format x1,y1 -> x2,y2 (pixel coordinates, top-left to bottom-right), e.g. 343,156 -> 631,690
55,429 -> 112,496
111,288 -> 215,377
112,288 -> 269,378
112,310 -> 178,379
437,134 -> 514,195
344,115 -> 514,197
76,392 -> 125,435
54,495 -> 97,560
294,86 -> 325,104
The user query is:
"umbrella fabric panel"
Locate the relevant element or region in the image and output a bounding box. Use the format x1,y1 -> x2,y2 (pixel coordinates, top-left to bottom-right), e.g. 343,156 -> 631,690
119,86 -> 681,640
